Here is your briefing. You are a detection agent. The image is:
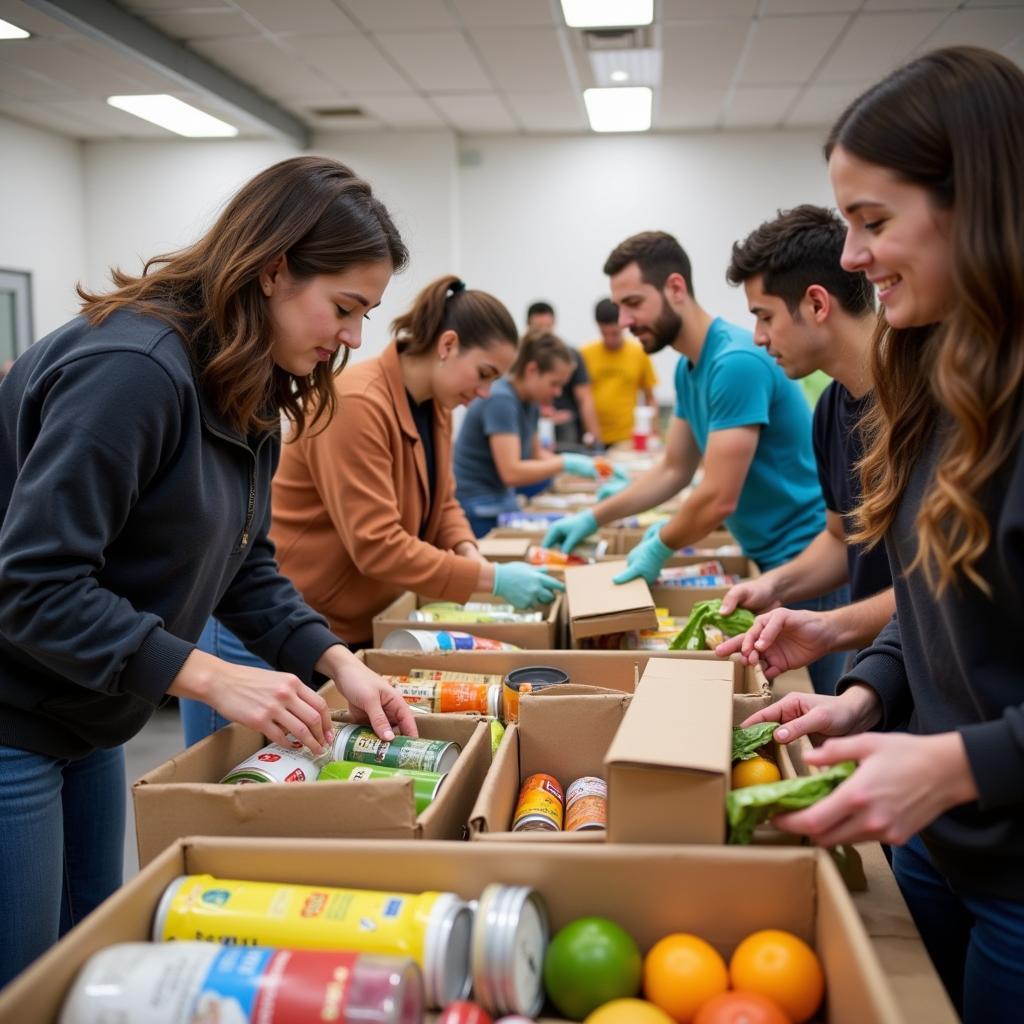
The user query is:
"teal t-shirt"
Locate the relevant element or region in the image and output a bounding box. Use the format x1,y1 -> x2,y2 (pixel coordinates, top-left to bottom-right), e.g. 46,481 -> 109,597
674,318 -> 825,569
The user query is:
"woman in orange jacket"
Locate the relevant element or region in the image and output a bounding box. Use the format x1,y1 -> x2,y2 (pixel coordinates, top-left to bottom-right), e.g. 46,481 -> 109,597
181,276 -> 563,744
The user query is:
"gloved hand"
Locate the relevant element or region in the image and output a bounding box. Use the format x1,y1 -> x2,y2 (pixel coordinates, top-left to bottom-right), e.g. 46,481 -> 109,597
542,509 -> 598,554
493,561 -> 565,607
642,516 -> 670,543
561,452 -> 598,478
613,533 -> 675,586
596,475 -> 629,501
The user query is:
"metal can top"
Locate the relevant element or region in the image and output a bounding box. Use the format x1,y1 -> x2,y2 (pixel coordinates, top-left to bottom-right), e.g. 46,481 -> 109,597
470,884 -> 549,1018
487,684 -> 503,720
423,891 -> 474,1007
503,665 -> 570,691
151,875 -> 193,941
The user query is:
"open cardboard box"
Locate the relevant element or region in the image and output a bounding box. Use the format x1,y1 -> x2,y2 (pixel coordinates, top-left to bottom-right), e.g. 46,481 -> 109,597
608,525 -> 736,555
132,713 -> 490,868
0,836 -> 908,1024
371,590 -> 563,650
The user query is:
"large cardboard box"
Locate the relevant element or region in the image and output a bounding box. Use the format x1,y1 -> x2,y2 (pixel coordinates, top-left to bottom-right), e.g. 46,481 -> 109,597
564,560 -> 658,645
0,836 -> 914,1024
476,535 -> 532,562
132,714 -> 490,867
609,526 -> 736,555
371,590 -> 563,649
606,658 -> 735,844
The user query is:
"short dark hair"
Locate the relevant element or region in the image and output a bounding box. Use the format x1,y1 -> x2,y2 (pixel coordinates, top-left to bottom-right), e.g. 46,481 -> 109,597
603,231 -> 694,298
511,330 -> 574,377
527,301 -> 555,320
727,205 -> 874,317
594,298 -> 618,325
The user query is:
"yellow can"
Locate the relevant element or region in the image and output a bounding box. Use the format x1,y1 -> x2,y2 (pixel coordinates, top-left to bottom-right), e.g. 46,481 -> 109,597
511,773 -> 564,832
153,874 -> 472,1009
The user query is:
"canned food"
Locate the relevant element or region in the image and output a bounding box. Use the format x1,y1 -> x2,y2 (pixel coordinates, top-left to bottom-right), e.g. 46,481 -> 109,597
511,773 -> 564,832
408,669 -> 505,686
437,1001 -> 493,1024
382,629 -> 520,653
411,606 -> 542,625
470,884 -> 549,1018
220,740 -> 332,784
387,678 -> 503,718
153,876 -> 473,1009
502,666 -> 569,725
319,760 -> 446,815
564,776 -> 608,832
58,942 -> 423,1024
332,725 -> 461,773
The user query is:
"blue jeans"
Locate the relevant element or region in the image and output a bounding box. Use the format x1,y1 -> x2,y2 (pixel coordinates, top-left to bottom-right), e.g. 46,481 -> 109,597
789,585 -> 850,695
179,618 -> 270,747
0,743 -> 125,987
892,834 -> 1024,1022
459,493 -> 522,538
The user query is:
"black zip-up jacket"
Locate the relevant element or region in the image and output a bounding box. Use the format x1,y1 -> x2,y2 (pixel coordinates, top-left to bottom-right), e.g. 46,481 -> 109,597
838,427 -> 1024,901
0,310 -> 340,759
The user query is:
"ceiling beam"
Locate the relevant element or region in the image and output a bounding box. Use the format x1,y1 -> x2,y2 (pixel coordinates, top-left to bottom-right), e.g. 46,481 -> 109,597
23,0 -> 310,147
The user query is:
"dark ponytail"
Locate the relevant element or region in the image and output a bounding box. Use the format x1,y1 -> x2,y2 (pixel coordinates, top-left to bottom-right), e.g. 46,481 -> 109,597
391,274 -> 518,356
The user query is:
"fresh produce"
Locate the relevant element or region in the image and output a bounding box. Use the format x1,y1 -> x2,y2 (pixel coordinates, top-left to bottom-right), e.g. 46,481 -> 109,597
643,933 -> 729,1023
490,718 -> 506,755
544,917 -> 643,1020
669,600 -> 755,651
729,930 -> 824,1024
726,762 -> 856,844
438,1001 -> 493,1023
693,991 -> 792,1024
584,999 -> 676,1024
731,723 -> 779,762
731,755 -> 782,789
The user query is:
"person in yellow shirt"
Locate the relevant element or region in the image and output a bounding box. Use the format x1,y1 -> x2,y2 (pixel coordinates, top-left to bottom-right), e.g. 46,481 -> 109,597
580,298 -> 658,446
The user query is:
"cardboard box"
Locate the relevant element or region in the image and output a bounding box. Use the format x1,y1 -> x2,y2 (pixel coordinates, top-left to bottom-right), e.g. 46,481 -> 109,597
609,526 -> 737,555
606,658 -> 735,844
0,836 -> 913,1024
132,714 -> 490,867
371,590 -> 563,650
564,560 -> 658,644
476,535 -> 532,561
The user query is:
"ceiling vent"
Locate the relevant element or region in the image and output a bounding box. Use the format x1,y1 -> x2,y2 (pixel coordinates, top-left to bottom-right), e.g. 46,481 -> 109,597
582,25 -> 653,51
311,106 -> 366,118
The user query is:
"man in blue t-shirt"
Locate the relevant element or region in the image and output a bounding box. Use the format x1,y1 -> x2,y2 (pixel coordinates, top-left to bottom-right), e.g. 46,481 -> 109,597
543,230 -> 844,692
715,206 -> 894,687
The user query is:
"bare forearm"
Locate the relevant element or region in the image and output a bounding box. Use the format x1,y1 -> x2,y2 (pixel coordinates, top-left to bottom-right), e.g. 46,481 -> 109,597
659,484 -> 736,551
824,588 -> 896,651
762,530 -> 851,605
592,459 -> 688,526
498,454 -> 563,487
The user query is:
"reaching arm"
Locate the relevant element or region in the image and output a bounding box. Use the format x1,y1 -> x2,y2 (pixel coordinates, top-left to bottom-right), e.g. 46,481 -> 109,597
490,433 -> 564,487
574,382 -> 602,446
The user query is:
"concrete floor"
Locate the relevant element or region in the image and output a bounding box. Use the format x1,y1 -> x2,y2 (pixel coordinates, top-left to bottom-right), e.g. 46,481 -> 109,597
122,702 -> 186,879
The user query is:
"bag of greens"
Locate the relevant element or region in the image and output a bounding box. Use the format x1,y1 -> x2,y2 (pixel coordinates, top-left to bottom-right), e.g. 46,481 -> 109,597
669,599 -> 755,651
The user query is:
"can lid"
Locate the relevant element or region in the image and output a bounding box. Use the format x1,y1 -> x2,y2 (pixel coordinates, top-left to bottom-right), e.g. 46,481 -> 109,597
423,891 -> 474,1007
329,723 -> 359,761
470,884 -> 549,1017
382,629 -> 437,652
435,740 -> 461,773
504,665 -> 570,690
151,875 -> 192,941
487,684 -> 502,720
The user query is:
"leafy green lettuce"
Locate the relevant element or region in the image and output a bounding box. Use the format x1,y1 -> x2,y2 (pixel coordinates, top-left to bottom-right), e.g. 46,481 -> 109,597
726,761 -> 857,845
669,599 -> 755,651
732,722 -> 779,761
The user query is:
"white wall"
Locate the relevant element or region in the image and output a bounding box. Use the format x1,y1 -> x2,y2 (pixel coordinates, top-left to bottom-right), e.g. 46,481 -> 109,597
457,130 -> 837,398
81,131 -> 459,364
0,115 -> 85,339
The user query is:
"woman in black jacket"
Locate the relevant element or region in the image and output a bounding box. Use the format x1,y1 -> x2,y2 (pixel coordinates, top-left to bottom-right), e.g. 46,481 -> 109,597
0,156 -> 416,985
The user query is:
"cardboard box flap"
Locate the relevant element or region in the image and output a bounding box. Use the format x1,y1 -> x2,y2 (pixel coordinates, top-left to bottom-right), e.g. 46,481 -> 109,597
565,561 -> 657,639
605,661 -> 733,775
477,536 -> 531,559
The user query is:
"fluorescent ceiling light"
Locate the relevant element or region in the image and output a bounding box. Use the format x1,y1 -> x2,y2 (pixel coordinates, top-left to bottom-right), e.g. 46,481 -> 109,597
584,86 -> 652,133
106,95 -> 238,138
610,70 -> 630,83
0,18 -> 30,39
561,1 -> 653,29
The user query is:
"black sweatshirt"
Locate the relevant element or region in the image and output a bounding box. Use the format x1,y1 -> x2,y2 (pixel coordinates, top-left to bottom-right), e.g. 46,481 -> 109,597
837,427 -> 1024,900
0,310 -> 340,759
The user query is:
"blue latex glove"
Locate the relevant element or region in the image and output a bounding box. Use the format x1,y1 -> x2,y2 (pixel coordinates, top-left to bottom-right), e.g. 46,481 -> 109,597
596,475 -> 629,501
492,561 -> 565,607
642,516 -> 670,543
561,452 -> 598,478
613,533 -> 675,586
542,509 -> 598,554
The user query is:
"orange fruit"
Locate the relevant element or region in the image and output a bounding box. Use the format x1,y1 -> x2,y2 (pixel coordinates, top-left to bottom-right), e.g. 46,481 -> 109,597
729,930 -> 824,1024
585,998 -> 676,1024
694,990 -> 793,1024
643,933 -> 729,1023
731,756 -> 782,789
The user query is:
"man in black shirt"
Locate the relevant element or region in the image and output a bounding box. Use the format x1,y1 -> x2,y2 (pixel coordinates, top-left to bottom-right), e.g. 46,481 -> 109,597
716,205 -> 894,682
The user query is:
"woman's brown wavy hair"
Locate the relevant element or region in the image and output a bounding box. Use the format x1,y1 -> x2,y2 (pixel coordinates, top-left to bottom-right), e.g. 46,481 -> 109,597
826,47 -> 1024,596
77,156 -> 407,437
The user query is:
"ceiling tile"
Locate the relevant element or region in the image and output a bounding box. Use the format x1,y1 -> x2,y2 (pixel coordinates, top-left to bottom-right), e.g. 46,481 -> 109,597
432,93 -> 517,133
741,15 -> 849,85
662,0 -> 757,19
816,12 -> 948,82
140,9 -> 255,40
505,91 -> 586,132
0,0 -> 82,37
288,33 -> 412,93
44,97 -> 177,136
864,0 -> 958,9
0,94 -> 104,136
190,35 -> 331,95
654,88 -> 726,129
0,39 -> 150,96
123,0 -> 233,9
62,36 -> 182,90
0,58 -> 75,99
660,21 -> 749,90
723,84 -> 800,127
918,8 -> 1024,52
339,0 -> 457,31
451,0 -> 556,29
374,32 -> 490,91
761,0 -> 858,11
236,0 -> 359,35
965,0 -> 1024,6
785,81 -> 871,126
353,93 -> 445,128
472,29 -> 573,93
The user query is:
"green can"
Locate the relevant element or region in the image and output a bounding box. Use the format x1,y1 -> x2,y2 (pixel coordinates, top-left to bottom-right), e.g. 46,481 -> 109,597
319,760 -> 446,815
332,724 -> 461,773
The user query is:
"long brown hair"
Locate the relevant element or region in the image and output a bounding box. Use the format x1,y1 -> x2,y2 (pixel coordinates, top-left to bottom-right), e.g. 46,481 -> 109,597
391,275 -> 518,357
828,47 -> 1024,595
78,156 -> 407,437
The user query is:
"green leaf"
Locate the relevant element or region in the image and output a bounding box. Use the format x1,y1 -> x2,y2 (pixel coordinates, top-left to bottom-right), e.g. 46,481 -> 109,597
731,723 -> 778,761
726,761 -> 857,845
668,599 -> 756,651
